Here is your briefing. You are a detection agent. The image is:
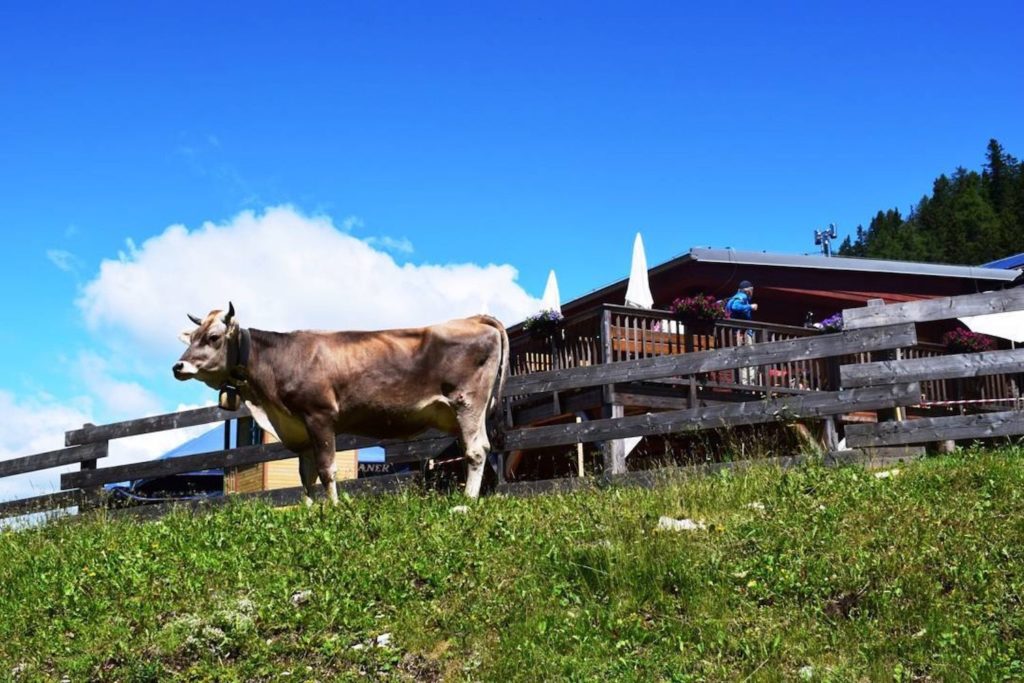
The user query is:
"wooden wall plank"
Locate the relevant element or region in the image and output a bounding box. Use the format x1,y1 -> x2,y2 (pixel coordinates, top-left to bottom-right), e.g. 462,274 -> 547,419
846,410 -> 1024,447
62,441 -> 294,490
0,442 -> 108,478
504,383 -> 920,451
497,448 -> 924,497
109,471 -> 422,520
61,431 -> 454,490
841,348 -> 1024,388
0,490 -> 84,519
843,288 -> 1024,330
66,406 -> 248,446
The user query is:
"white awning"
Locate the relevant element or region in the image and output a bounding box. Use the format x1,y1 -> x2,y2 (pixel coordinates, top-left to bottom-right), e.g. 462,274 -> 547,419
958,311 -> 1024,343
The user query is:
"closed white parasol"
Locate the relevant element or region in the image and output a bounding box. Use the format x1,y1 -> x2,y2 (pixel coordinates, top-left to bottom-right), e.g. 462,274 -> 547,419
624,232 -> 654,309
541,269 -> 562,315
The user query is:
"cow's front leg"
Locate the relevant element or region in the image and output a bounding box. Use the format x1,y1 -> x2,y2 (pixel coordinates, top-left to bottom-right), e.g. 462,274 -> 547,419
306,424 -> 339,505
298,448 -> 319,507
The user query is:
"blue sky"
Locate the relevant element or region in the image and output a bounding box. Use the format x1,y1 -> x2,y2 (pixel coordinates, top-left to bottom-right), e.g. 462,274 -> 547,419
1,1 -> 1022,494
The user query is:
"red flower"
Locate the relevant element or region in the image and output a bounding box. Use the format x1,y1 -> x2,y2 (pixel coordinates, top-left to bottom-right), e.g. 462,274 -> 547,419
941,328 -> 996,353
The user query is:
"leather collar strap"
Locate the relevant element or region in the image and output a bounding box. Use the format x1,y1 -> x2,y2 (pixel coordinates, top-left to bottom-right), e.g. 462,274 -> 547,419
229,327 -> 251,384
219,327 -> 250,412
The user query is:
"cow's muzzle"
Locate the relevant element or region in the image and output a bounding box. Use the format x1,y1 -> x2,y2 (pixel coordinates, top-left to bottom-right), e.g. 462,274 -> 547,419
172,360 -> 198,380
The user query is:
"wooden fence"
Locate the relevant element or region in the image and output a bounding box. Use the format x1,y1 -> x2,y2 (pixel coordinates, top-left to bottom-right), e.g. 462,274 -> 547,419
2,288 -> 1022,521
841,289 -> 1024,449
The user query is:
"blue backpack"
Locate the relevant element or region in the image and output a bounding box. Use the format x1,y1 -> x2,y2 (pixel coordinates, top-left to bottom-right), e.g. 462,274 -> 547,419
725,294 -> 746,319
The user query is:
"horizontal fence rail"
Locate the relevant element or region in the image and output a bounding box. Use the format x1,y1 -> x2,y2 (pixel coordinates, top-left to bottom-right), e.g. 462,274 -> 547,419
62,432 -> 457,491
505,383 -> 921,450
110,472 -> 423,521
841,348 -> 1024,389
507,323 -> 916,397
843,287 -> 1024,330
0,490 -> 86,519
66,405 -> 249,446
0,442 -> 107,478
846,411 -> 1024,448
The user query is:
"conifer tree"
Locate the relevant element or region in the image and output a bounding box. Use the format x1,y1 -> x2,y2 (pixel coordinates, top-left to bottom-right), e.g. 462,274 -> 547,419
838,140 -> 1023,265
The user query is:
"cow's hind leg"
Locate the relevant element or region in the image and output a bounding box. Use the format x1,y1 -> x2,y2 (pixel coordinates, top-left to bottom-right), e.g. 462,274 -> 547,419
298,449 -> 319,507
457,408 -> 491,498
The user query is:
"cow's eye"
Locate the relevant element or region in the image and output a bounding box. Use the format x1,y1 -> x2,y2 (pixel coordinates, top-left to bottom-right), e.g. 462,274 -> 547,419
208,333 -> 221,344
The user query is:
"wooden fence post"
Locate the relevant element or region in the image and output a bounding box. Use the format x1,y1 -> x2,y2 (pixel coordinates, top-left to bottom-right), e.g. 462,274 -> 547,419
599,308 -> 627,475
864,300 -> 904,425
822,355 -> 842,450
601,404 -> 627,475
77,423 -> 107,513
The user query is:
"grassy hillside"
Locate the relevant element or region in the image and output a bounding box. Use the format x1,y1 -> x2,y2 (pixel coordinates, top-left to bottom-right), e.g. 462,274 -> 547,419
3,447 -> 1024,681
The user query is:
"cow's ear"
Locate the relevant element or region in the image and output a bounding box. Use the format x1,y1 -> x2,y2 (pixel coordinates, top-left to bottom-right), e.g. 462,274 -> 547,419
179,329 -> 192,345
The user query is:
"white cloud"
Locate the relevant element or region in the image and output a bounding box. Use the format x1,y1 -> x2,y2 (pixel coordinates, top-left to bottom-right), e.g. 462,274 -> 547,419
341,215 -> 364,232
73,351 -> 165,417
77,205 -> 540,356
46,249 -> 80,273
365,235 -> 414,255
0,391 -> 92,503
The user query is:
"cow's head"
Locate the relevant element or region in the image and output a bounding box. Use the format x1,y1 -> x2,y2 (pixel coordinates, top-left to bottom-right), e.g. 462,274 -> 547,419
173,302 -> 240,389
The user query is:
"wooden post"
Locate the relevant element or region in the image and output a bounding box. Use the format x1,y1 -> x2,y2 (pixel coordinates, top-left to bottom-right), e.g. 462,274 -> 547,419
226,416 -> 255,492
78,423 -> 106,513
600,308 -> 615,404
575,415 -> 585,477
601,403 -> 626,475
598,309 -> 626,475
857,299 -> 906,455
823,416 -> 839,451
822,356 -> 842,451
864,300 -> 899,423
488,452 -> 506,485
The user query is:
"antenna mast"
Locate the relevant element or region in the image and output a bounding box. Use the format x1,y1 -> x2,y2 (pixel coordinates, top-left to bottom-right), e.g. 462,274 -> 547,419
814,223 -> 839,257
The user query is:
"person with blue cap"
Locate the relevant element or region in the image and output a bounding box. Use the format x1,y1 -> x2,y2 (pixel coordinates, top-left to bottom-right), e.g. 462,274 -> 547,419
727,280 -> 759,385
727,280 -> 758,320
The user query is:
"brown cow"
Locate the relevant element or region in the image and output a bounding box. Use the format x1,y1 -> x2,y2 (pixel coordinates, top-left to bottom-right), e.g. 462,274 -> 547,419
173,303 -> 508,503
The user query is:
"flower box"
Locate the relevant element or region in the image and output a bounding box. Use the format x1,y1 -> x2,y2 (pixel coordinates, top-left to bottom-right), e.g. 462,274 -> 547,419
942,328 -> 996,354
522,309 -> 565,341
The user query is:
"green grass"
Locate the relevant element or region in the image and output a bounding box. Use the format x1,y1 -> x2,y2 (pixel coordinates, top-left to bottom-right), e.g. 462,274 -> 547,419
3,446 -> 1024,681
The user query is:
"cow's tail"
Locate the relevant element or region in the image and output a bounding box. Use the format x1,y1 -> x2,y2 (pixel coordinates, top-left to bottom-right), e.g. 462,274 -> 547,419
479,315 -> 509,451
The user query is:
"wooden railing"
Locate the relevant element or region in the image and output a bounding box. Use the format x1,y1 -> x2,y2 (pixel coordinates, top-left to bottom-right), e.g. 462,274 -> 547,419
510,307 -> 604,375
511,306 -> 831,397
510,301 -> 1022,407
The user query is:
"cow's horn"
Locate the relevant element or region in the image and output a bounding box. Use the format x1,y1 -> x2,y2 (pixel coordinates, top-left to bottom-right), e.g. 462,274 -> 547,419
187,313 -> 202,325
223,301 -> 235,324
